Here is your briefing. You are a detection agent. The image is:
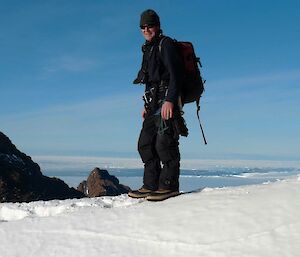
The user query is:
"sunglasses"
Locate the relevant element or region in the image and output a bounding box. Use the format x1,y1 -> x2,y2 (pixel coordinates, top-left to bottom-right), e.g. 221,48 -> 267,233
140,24 -> 155,30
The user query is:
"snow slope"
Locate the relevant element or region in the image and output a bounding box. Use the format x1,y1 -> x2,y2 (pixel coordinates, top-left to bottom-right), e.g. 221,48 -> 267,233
1,176 -> 300,257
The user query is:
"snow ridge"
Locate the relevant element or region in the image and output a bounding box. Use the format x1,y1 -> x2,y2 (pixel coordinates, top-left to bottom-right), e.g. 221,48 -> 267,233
0,195 -> 143,222
1,177 -> 300,257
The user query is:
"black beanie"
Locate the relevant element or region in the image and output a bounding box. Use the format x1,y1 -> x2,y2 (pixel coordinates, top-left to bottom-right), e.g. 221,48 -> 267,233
140,9 -> 160,27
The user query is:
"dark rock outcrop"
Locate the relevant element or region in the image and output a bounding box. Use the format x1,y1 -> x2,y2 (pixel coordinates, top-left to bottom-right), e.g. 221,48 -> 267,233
0,132 -> 84,202
77,168 -> 131,197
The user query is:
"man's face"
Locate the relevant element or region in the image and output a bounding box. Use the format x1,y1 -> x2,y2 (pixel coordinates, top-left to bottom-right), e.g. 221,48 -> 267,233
140,25 -> 160,42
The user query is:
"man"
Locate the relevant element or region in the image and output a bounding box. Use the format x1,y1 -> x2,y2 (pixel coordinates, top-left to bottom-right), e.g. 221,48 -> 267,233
128,9 -> 185,201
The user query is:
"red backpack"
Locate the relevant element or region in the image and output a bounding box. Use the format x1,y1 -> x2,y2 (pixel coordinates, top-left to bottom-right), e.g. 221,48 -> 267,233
159,37 -> 207,144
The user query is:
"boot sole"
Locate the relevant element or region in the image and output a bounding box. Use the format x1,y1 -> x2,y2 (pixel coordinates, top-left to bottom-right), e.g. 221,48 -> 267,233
146,191 -> 181,201
128,192 -> 152,199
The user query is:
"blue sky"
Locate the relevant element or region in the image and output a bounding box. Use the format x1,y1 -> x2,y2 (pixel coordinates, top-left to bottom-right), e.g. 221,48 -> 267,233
1,0 -> 300,161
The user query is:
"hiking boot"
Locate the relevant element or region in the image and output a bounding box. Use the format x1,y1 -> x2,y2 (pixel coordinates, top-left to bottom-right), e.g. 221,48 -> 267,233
146,189 -> 180,201
128,187 -> 153,199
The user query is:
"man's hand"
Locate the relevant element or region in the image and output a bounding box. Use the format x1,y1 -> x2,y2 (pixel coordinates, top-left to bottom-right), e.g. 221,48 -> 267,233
161,101 -> 174,120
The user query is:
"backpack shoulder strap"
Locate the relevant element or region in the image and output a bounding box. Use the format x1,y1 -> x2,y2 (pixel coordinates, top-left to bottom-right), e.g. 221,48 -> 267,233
158,36 -> 173,53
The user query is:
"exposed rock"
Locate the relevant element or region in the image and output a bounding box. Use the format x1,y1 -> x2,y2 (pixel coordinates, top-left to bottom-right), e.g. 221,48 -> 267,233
0,132 -> 85,202
77,168 -> 131,197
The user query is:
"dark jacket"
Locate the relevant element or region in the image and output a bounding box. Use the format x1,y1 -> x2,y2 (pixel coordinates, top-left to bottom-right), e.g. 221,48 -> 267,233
134,34 -> 183,106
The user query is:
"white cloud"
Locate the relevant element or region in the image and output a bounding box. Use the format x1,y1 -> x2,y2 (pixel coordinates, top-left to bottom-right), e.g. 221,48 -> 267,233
44,55 -> 97,73
33,155 -> 300,172
1,92 -> 143,154
209,68 -> 300,90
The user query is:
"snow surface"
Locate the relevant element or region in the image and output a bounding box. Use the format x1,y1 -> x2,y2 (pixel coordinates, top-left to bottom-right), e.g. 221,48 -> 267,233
1,175 -> 300,257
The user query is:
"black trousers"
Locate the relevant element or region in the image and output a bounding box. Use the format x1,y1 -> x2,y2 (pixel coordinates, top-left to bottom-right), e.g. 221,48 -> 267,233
138,114 -> 180,191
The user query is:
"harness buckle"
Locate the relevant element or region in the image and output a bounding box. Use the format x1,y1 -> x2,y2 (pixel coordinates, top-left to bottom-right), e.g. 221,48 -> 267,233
142,87 -> 155,105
